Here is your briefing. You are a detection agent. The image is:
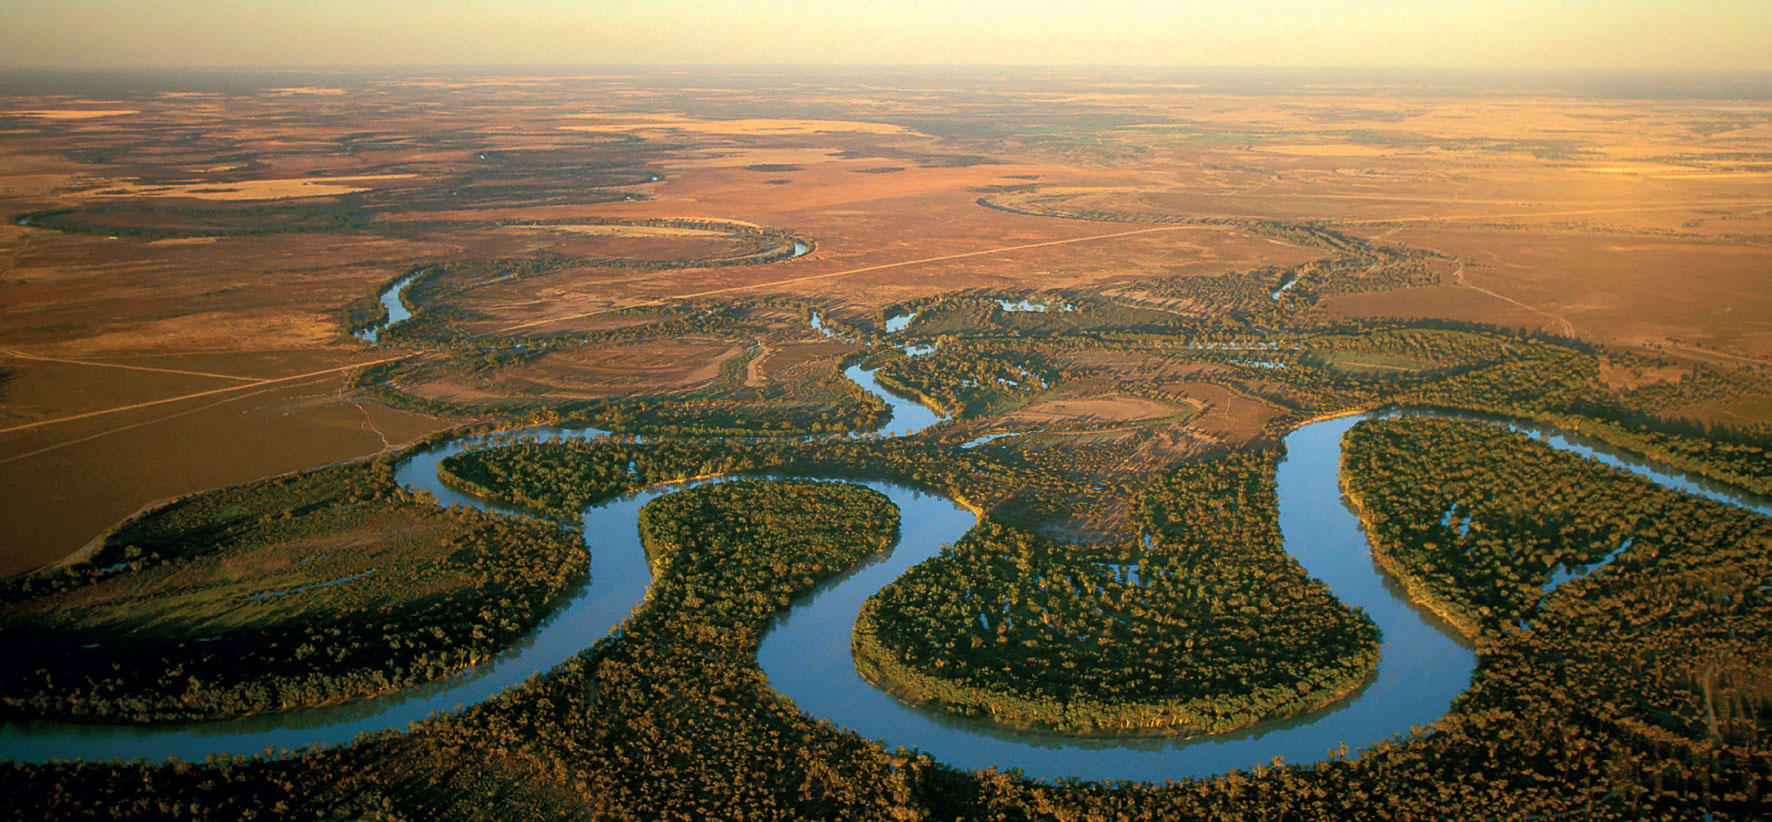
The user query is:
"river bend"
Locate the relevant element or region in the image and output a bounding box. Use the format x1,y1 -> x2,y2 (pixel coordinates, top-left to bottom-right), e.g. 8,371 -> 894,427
3,354 -> 1767,779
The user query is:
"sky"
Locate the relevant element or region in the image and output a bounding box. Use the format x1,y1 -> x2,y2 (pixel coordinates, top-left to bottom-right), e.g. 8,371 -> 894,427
2,0 -> 1769,71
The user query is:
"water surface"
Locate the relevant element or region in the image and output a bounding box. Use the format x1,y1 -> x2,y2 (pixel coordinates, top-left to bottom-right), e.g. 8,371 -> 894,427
4,378 -> 1764,781
353,274 -> 416,343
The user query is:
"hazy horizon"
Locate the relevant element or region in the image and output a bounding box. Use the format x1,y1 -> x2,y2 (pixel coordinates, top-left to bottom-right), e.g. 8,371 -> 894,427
4,1 -> 1770,72
5,64 -> 1771,103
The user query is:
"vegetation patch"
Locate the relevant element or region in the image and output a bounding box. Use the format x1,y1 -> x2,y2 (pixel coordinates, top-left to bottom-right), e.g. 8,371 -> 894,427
1305,349 -> 1435,376
854,450 -> 1378,734
15,202 -> 373,238
0,461 -> 585,722
1342,416 -> 1772,636
1342,415 -> 1772,768
871,345 -> 1057,418
361,343 -> 888,438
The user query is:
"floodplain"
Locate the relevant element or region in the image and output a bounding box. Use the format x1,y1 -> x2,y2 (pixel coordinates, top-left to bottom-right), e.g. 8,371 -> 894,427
1,68 -> 1769,819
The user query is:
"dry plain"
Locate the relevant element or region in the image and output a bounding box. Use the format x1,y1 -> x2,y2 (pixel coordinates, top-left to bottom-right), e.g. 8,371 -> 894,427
2,70 -> 1770,573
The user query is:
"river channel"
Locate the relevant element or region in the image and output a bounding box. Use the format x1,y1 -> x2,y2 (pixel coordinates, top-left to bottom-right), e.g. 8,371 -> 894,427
5,315 -> 1767,780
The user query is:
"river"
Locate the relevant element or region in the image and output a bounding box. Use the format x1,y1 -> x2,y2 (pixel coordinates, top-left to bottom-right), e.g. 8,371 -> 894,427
4,325 -> 1766,780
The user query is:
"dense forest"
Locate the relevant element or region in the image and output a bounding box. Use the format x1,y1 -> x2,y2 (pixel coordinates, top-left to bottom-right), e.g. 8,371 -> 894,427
871,345 -> 1058,419
856,450 -> 1378,733
0,461 -> 585,722
4,459 -> 1765,819
1342,416 -> 1772,639
432,431 -> 1095,534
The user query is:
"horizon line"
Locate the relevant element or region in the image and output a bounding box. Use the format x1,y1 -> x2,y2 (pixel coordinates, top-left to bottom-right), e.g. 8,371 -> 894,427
5,63 -> 1772,76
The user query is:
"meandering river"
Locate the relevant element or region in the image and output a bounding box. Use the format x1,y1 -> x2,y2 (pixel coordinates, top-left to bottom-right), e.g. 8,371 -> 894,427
5,317 -> 1767,780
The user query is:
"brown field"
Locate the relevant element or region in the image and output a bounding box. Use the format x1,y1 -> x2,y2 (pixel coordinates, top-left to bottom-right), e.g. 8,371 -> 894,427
1325,228 -> 1772,357
4,71 -> 1772,571
394,339 -> 744,404
5,109 -> 140,120
1597,356 -> 1693,392
749,340 -> 861,387
1000,395 -> 1195,428
559,114 -> 912,136
0,370 -> 457,577
414,224 -> 776,266
1154,382 -> 1286,444
89,174 -> 417,201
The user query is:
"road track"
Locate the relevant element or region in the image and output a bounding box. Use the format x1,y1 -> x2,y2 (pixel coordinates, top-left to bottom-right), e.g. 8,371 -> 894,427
0,354 -> 411,436
0,346 -> 263,382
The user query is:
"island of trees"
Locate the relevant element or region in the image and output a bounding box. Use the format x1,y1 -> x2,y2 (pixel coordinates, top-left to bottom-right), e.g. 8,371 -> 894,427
854,450 -> 1378,734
